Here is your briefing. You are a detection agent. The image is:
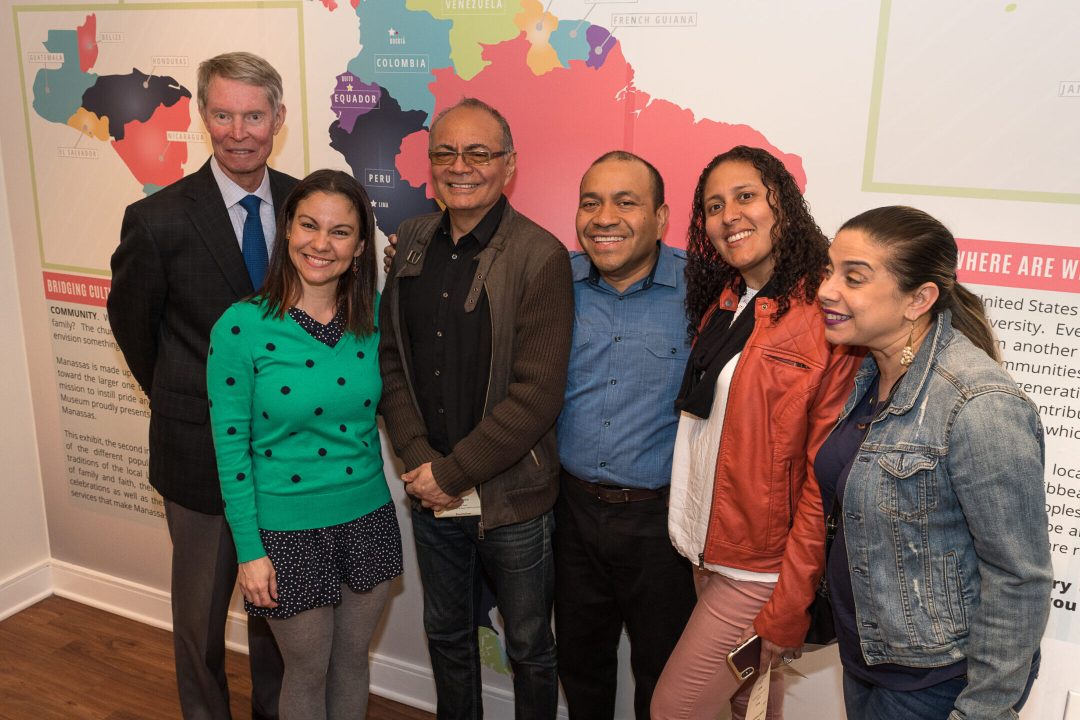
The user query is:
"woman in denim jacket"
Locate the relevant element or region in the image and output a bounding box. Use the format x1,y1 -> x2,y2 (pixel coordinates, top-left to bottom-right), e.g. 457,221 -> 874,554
816,205 -> 1052,720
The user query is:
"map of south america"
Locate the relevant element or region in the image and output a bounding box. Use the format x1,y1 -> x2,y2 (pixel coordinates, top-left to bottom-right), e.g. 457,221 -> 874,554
327,0 -> 805,247
30,14 -> 193,195
320,0 -> 809,674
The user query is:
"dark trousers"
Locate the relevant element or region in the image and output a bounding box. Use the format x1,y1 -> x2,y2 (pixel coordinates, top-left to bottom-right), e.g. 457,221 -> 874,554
165,499 -> 283,720
554,473 -> 696,720
842,650 -> 1041,720
411,507 -> 558,720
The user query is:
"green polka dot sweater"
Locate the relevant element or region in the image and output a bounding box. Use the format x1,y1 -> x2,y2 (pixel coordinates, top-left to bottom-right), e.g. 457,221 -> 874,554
207,298 -> 390,563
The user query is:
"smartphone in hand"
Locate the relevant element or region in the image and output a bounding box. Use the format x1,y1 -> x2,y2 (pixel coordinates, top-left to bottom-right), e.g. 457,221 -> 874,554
726,634 -> 762,682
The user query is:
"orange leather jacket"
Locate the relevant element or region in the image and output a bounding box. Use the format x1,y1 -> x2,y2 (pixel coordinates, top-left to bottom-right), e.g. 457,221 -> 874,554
700,286 -> 863,647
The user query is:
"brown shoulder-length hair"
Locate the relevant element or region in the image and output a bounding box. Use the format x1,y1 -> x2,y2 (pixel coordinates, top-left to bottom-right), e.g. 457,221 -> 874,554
259,169 -> 377,337
685,146 -> 828,335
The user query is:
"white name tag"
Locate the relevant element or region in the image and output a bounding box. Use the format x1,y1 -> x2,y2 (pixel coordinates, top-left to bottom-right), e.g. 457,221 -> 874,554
434,486 -> 482,517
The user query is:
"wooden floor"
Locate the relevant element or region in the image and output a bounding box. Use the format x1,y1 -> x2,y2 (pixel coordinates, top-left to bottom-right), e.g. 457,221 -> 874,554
0,595 -> 433,720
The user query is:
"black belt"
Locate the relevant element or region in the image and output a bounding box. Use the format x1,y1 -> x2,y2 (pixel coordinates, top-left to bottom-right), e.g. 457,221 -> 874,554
563,470 -> 667,504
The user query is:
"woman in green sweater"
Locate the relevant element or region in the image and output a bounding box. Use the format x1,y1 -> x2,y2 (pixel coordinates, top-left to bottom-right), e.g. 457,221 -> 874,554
208,169 -> 401,719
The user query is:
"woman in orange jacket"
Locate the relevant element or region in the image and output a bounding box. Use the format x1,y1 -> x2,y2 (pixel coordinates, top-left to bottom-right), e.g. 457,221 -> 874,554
652,146 -> 862,719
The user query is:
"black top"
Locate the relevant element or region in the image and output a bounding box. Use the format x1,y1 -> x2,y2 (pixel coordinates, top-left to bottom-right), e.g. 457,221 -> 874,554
675,279 -> 774,419
400,197 -> 503,455
816,374 -> 966,690
288,306 -> 345,347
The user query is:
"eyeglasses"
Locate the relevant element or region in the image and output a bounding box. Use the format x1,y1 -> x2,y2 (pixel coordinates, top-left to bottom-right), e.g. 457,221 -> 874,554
428,149 -> 511,166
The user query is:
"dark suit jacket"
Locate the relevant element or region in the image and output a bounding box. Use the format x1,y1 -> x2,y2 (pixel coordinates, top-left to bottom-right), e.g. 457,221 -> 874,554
108,160 -> 299,514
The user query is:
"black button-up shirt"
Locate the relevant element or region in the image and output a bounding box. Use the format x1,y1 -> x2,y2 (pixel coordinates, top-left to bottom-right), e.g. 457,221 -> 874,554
400,197 -> 504,455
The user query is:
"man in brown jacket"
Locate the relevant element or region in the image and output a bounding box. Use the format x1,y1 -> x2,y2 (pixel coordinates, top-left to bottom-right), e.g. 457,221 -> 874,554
379,98 -> 573,719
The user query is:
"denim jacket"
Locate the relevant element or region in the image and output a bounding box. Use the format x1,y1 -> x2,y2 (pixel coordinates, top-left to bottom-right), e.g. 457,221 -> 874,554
839,310 -> 1052,720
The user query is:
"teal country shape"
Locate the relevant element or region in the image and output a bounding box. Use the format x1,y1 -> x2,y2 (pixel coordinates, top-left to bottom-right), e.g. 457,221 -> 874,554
350,0 -> 453,116
31,29 -> 97,124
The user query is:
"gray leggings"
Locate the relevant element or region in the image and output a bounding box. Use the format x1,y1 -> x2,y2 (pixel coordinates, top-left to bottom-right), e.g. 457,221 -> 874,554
268,581 -> 391,720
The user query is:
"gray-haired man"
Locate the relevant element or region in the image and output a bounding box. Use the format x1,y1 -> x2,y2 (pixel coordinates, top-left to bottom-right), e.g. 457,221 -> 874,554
109,52 -> 297,719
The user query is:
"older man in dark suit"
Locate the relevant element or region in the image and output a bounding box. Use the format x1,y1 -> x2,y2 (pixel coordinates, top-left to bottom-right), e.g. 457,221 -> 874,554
108,52 -> 298,720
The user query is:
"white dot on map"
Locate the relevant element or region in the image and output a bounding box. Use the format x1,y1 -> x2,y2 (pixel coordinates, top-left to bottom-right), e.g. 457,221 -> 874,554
594,46 -> 602,55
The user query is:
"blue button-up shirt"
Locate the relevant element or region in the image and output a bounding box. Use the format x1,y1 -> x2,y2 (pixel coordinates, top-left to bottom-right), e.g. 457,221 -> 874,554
557,242 -> 690,489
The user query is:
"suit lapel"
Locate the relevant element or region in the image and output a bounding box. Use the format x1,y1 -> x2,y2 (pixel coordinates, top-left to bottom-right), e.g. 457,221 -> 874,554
185,161 -> 254,298
268,167 -> 294,209
268,168 -> 301,267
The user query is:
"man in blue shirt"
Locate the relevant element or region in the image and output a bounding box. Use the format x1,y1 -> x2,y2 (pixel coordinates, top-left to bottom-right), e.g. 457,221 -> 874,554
555,151 -> 697,719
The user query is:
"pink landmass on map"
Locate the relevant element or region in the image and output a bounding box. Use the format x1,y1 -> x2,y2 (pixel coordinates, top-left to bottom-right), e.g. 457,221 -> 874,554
397,35 -> 805,249
77,14 -> 98,72
111,97 -> 190,188
320,0 -> 359,10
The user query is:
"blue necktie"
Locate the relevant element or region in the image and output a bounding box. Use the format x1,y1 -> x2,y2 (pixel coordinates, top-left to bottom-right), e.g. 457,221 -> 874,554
239,194 -> 268,290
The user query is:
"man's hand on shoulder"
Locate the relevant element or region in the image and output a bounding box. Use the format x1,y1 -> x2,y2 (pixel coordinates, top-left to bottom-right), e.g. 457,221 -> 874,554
383,233 -> 398,275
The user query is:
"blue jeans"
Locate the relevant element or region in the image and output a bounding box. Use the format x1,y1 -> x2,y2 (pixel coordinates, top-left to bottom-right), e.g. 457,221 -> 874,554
412,508 -> 558,720
843,650 -> 1040,720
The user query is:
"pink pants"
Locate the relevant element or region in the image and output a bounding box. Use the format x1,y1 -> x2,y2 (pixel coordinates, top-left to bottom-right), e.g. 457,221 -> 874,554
651,570 -> 785,719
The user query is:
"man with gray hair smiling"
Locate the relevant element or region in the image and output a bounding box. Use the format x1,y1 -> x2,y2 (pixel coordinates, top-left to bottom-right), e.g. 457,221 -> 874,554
379,97 -> 573,719
109,51 -> 297,719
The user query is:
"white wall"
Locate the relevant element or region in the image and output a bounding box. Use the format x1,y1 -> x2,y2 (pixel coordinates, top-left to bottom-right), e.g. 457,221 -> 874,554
0,134 -> 52,619
1,2 -> 1078,718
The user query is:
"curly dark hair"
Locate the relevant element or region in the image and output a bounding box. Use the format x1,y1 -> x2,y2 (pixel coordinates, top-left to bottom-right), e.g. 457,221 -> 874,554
685,146 -> 828,336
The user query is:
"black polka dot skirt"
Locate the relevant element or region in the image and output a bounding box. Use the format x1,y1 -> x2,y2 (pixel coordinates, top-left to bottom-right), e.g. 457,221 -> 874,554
247,501 -> 403,619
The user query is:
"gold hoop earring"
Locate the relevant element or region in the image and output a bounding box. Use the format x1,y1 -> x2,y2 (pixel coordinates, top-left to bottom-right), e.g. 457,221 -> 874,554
900,320 -> 916,367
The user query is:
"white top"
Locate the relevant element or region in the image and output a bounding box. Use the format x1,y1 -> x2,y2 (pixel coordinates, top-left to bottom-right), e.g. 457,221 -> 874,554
668,287 -> 779,582
209,156 -> 276,254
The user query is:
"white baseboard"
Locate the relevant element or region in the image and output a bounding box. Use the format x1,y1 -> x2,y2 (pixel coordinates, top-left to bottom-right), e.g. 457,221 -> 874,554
16,560 -> 565,717
0,560 -> 53,621
43,560 -> 536,715
50,559 -> 252,651
52,558 -> 175,630
368,654 -> 553,717
369,652 -> 438,712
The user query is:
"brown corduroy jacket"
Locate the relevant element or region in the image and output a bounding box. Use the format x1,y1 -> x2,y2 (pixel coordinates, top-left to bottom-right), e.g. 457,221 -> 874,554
378,200 -> 574,531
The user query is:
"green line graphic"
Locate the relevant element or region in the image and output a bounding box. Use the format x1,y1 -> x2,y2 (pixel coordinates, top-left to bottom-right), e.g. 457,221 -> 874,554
862,0 -> 1079,205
